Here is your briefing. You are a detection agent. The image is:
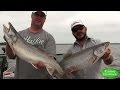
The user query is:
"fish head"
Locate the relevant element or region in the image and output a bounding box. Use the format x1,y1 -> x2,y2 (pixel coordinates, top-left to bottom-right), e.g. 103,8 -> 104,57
94,42 -> 110,57
3,22 -> 18,44
104,42 -> 110,49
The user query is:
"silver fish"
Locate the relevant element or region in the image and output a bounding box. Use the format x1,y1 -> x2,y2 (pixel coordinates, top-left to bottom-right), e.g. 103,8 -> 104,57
3,22 -> 64,78
60,42 -> 110,78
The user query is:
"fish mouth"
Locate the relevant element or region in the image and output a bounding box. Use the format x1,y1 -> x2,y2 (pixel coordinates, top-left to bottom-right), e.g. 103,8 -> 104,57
3,22 -> 15,33
3,22 -> 13,34
3,24 -> 10,33
3,22 -> 18,43
105,42 -> 110,49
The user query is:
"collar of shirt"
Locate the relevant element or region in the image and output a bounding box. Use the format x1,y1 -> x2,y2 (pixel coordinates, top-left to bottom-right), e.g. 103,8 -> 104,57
73,36 -> 91,47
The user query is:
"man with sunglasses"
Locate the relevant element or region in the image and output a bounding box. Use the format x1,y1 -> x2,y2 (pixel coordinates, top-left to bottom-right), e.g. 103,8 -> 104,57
63,20 -> 113,79
5,11 -> 56,79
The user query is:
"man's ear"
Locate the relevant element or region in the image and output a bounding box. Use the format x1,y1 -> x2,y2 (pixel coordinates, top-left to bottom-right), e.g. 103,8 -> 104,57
85,27 -> 87,32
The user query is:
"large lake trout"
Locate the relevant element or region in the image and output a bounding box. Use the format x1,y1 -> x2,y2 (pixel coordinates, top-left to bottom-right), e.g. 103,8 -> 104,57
3,22 -> 64,78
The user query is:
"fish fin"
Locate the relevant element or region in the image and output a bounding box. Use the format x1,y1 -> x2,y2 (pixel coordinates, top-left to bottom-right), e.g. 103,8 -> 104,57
52,71 -> 62,79
45,64 -> 55,76
88,56 -> 98,65
31,63 -> 38,69
91,57 -> 97,64
92,59 -> 97,64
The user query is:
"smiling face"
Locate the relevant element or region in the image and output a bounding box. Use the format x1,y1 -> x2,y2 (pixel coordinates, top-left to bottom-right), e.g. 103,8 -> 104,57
31,11 -> 46,28
71,25 -> 87,41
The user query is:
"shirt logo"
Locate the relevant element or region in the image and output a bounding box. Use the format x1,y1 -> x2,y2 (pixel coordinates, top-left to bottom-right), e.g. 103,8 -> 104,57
24,36 -> 44,45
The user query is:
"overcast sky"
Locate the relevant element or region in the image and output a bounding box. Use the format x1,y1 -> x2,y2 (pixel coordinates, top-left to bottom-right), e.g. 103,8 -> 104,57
0,11 -> 120,44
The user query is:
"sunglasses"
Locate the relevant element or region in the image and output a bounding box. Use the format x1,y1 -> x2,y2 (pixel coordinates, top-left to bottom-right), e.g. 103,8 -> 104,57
72,25 -> 84,33
32,11 -> 46,17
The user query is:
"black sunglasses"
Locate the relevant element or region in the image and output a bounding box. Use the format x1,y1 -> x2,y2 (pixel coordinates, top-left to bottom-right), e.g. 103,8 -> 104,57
72,25 -> 84,33
32,11 -> 46,17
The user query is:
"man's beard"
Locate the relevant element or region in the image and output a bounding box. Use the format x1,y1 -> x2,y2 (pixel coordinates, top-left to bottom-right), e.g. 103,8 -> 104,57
76,33 -> 87,41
